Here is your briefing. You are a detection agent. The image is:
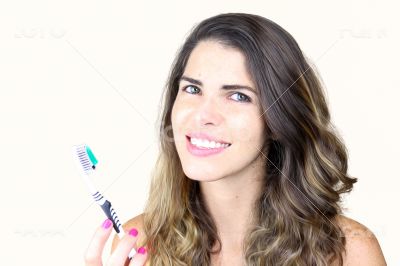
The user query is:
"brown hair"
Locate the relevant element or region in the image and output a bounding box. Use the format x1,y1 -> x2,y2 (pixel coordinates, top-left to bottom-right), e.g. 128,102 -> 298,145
142,12 -> 357,265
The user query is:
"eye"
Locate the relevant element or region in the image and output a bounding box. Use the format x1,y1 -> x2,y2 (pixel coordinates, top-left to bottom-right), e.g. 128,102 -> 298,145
181,85 -> 252,103
230,92 -> 251,103
182,85 -> 200,94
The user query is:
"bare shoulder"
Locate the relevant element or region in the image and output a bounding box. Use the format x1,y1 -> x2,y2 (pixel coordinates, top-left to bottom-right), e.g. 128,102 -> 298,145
334,214 -> 386,265
111,213 -> 147,253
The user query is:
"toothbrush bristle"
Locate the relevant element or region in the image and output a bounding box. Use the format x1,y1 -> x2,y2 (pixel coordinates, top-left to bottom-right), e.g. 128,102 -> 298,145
74,144 -> 96,174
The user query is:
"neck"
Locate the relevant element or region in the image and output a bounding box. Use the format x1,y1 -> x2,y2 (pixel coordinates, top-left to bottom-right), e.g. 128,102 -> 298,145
199,156 -> 265,252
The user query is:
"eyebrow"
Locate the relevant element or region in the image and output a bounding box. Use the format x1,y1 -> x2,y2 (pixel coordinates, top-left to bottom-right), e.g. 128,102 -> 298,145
179,75 -> 257,95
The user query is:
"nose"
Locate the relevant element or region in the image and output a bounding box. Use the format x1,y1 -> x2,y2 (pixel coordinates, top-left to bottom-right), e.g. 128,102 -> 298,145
193,97 -> 224,127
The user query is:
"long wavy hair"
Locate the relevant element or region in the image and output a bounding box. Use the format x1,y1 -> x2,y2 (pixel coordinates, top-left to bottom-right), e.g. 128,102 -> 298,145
142,13 -> 357,265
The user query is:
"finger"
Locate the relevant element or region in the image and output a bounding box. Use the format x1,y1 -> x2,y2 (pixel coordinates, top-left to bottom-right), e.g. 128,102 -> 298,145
107,228 -> 139,266
84,219 -> 114,266
128,246 -> 148,266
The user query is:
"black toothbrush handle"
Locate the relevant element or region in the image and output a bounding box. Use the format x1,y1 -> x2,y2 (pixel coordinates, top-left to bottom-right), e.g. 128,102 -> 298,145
100,200 -> 122,233
92,191 -> 123,234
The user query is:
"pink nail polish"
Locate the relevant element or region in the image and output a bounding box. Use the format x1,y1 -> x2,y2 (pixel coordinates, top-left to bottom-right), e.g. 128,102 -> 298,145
138,246 -> 146,254
129,228 -> 138,237
102,219 -> 112,229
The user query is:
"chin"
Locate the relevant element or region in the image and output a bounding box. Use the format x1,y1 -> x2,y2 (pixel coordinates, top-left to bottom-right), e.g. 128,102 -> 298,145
182,165 -> 223,182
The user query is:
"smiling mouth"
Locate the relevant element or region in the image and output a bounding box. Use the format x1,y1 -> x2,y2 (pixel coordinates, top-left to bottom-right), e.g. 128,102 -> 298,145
185,135 -> 232,157
185,135 -> 232,147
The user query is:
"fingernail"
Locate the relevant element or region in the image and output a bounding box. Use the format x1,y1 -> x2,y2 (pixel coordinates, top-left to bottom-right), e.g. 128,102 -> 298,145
138,246 -> 146,254
102,219 -> 112,229
129,228 -> 138,237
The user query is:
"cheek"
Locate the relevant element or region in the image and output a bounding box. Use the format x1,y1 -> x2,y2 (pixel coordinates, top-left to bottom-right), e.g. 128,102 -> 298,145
171,103 -> 180,138
227,111 -> 264,144
171,101 -> 190,140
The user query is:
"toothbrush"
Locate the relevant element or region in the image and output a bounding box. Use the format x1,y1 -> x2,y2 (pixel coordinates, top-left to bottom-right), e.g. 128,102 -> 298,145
72,144 -> 136,259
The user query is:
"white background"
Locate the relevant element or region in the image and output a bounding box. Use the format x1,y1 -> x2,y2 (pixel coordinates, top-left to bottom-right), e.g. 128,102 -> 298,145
0,0 -> 399,265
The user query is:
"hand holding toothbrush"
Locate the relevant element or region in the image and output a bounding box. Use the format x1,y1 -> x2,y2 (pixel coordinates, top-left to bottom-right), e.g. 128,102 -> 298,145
84,218 -> 148,266
72,144 -> 148,265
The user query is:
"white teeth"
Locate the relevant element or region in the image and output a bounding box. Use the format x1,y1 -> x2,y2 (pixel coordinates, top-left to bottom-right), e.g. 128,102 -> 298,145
190,137 -> 230,149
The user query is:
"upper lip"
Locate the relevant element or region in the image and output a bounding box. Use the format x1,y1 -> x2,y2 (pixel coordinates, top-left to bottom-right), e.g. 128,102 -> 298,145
186,132 -> 231,144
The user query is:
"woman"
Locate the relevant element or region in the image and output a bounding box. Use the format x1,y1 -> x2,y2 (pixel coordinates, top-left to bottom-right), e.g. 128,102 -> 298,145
84,13 -> 386,265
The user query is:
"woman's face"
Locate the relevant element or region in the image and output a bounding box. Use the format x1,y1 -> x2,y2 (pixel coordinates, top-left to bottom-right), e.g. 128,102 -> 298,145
171,40 -> 266,182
